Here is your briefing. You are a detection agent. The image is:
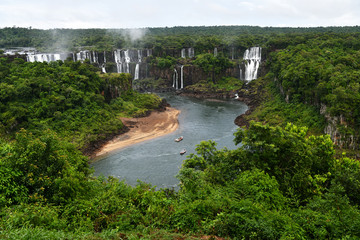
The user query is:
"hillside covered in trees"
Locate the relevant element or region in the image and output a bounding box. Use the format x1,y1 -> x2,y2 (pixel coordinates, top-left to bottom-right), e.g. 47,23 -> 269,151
1,25 -> 360,239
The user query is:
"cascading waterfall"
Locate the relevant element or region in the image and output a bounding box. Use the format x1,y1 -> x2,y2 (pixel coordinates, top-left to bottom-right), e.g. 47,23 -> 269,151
182,48 -> 194,58
137,49 -> 142,63
26,53 -> 67,62
75,50 -> 91,62
124,50 -> 130,73
134,64 -> 139,80
102,51 -> 106,73
114,49 -> 123,73
180,65 -> 184,89
188,48 -> 194,58
173,68 -> 178,89
113,49 -> 151,79
24,47 -> 262,83
134,50 -> 142,80
243,47 -> 261,81
92,51 -> 98,64
181,49 -> 186,58
26,49 -> 152,80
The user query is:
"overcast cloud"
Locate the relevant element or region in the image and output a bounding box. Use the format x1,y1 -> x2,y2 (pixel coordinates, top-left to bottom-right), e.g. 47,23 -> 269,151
0,0 -> 359,29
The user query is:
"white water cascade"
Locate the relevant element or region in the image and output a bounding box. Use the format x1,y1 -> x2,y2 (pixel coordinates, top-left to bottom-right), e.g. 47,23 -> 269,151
181,48 -> 194,58
124,50 -> 131,73
113,49 -> 151,79
180,65 -> 184,89
26,53 -> 66,62
181,49 -> 186,58
92,51 -> 98,63
243,47 -> 261,81
114,49 -> 123,73
188,48 -> 194,58
134,50 -> 142,80
102,51 -> 107,73
134,64 -> 139,80
173,68 -> 179,89
76,51 -> 90,62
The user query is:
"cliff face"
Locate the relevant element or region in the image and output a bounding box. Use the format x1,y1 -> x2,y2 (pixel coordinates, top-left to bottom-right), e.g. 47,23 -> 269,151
148,64 -> 244,88
275,78 -> 359,150
320,104 -> 358,150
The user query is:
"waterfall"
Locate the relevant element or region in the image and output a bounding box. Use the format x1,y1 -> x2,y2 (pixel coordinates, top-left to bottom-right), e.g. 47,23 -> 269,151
114,49 -> 123,73
243,47 -> 261,81
26,53 -> 66,63
92,51 -> 98,63
102,51 -> 107,73
180,65 -> 184,89
134,64 -> 139,80
147,49 -> 152,57
137,49 -> 142,63
124,50 -> 130,73
25,48 -> 152,79
75,51 -> 89,62
181,49 -> 186,58
134,49 -> 141,80
188,48 -> 194,58
214,47 -> 218,57
173,68 -> 178,89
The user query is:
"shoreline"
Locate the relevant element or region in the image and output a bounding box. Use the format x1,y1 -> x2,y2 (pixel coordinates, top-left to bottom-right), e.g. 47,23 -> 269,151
90,107 -> 180,161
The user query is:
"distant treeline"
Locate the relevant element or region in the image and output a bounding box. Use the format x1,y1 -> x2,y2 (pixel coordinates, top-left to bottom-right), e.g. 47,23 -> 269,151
1,25 -> 360,52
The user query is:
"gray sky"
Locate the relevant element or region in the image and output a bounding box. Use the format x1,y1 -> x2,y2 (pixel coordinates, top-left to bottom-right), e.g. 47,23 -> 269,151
0,0 -> 359,29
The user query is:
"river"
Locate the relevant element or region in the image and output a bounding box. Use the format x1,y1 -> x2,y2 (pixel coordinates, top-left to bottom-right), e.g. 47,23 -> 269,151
91,93 -> 248,189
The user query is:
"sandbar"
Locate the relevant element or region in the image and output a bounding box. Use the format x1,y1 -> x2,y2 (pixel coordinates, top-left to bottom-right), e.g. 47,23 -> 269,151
93,107 -> 180,159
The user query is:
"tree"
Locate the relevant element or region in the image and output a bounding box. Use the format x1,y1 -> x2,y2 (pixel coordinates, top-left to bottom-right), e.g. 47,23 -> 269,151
234,121 -> 335,204
193,53 -> 234,83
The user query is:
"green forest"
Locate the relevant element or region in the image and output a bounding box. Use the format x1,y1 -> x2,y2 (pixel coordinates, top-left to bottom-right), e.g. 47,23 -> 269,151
1,25 -> 360,239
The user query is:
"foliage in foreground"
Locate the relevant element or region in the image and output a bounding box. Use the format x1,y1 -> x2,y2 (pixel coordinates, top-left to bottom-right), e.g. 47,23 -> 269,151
1,122 -> 360,239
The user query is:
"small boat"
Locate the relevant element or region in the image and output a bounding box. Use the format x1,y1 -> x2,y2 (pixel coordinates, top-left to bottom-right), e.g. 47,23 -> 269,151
180,149 -> 186,155
175,136 -> 184,142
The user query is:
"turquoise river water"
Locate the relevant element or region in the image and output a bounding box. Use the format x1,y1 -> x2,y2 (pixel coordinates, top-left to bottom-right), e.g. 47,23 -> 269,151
91,93 -> 248,189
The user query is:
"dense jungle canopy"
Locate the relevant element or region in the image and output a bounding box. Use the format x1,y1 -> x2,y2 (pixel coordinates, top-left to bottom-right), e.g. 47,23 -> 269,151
1,25 -> 360,239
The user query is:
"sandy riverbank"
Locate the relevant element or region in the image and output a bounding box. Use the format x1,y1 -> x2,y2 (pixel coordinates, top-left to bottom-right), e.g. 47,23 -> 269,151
93,107 -> 180,159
